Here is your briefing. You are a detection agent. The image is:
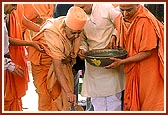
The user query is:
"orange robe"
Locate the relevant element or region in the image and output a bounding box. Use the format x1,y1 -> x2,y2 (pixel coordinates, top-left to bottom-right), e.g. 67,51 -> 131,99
22,4 -> 39,41
33,4 -> 54,25
115,5 -> 164,111
23,4 -> 39,25
4,4 -> 29,111
27,17 -> 79,111
22,4 -> 54,41
23,4 -> 54,26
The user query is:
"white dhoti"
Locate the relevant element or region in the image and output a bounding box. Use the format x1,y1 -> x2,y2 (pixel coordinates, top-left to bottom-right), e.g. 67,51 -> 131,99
91,92 -> 122,111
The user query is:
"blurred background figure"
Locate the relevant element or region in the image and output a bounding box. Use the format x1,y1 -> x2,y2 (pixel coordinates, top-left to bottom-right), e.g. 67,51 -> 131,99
144,4 -> 164,24
53,4 -> 73,18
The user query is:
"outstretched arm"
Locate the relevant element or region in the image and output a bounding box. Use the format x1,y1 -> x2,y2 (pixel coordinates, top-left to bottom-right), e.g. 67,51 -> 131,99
105,50 -> 152,69
9,37 -> 44,52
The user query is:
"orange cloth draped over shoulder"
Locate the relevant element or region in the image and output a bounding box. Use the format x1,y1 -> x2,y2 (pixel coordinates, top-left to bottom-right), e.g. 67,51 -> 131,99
115,5 -> 164,111
22,4 -> 39,24
22,4 -> 54,41
32,4 -> 54,25
23,4 -> 54,25
4,4 -> 29,111
27,18 -> 80,111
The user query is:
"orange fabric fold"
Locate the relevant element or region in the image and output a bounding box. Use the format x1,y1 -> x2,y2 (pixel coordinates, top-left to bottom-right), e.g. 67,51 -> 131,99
9,4 -> 29,98
124,64 -> 140,110
4,71 -> 22,111
23,4 -> 39,23
33,4 -> 54,24
22,4 -> 54,42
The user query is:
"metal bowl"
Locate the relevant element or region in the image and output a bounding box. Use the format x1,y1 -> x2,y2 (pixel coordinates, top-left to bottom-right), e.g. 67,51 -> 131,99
84,48 -> 127,67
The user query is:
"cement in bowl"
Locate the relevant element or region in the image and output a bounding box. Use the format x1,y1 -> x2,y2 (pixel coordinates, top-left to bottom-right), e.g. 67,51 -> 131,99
84,48 -> 127,67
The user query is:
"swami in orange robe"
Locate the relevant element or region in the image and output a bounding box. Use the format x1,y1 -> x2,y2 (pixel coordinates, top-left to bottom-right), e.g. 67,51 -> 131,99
4,4 -> 41,111
115,4 -> 164,111
27,6 -> 87,111
27,20 -> 74,110
4,4 -> 29,111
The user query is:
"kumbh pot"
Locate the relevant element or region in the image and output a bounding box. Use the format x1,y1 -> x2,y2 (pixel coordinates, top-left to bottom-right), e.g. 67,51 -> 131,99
84,48 -> 127,67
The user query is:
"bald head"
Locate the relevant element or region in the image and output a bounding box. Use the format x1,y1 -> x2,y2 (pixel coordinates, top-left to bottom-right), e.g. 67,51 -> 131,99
119,4 -> 139,21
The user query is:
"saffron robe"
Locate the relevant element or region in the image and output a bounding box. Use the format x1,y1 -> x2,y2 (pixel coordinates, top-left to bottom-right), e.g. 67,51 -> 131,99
23,4 -> 54,41
115,5 -> 164,111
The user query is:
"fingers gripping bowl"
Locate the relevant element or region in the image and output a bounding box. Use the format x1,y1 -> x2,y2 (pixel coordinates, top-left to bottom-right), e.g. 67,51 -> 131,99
84,48 -> 127,67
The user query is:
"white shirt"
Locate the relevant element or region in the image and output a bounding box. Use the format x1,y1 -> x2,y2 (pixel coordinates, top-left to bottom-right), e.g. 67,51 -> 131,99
4,14 -> 15,71
80,4 -> 125,97
80,4 -> 120,51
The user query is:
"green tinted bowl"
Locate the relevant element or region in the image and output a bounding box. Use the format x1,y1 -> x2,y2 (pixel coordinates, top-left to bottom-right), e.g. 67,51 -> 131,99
84,48 -> 127,67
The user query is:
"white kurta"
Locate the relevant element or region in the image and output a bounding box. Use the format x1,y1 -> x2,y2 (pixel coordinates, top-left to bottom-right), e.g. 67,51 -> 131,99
80,4 -> 125,97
